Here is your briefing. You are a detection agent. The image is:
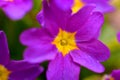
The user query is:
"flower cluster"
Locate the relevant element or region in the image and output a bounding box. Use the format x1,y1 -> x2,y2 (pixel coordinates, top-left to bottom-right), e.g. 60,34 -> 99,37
1,0 -> 119,80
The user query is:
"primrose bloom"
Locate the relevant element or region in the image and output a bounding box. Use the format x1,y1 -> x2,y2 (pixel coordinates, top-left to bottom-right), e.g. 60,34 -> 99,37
37,0 -> 114,25
0,31 -> 43,80
20,0 -> 110,80
0,0 -> 32,20
53,0 -> 114,13
103,70 -> 120,80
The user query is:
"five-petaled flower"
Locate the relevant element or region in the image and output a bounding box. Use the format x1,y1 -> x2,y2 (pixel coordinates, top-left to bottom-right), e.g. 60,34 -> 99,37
0,0 -> 32,20
0,31 -> 43,80
20,0 -> 110,80
103,69 -> 120,80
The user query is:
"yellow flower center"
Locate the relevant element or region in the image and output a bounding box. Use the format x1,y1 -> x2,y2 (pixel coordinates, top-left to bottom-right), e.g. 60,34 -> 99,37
4,0 -> 14,2
0,65 -> 11,80
72,0 -> 85,13
52,28 -> 79,56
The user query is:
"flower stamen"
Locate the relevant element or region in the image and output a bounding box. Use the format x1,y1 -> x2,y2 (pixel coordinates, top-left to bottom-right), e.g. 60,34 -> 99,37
60,39 -> 68,46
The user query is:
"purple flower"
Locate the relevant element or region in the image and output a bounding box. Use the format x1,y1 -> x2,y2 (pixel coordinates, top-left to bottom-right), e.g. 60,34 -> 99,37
52,0 -> 114,13
20,0 -> 110,80
0,31 -> 43,80
36,0 -> 114,25
0,0 -> 32,20
117,32 -> 120,42
103,70 -> 120,80
110,70 -> 120,80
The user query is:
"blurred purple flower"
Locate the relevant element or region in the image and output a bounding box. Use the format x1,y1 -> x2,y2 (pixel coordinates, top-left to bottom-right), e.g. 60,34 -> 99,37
110,70 -> 120,80
36,0 -> 114,26
117,32 -> 120,42
103,70 -> 120,80
0,0 -> 32,20
54,0 -> 114,13
20,0 -> 110,80
0,31 -> 43,80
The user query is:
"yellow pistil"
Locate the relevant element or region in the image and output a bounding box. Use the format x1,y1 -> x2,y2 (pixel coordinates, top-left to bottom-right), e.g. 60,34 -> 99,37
4,0 -> 14,2
0,65 -> 11,80
72,0 -> 84,13
52,28 -> 79,56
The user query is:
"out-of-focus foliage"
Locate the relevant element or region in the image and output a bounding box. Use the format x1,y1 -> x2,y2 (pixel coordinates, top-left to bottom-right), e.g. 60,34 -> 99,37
0,0 -> 120,80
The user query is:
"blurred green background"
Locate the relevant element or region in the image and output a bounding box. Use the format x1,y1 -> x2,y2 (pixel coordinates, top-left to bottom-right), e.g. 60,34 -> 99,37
0,0 -> 120,80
